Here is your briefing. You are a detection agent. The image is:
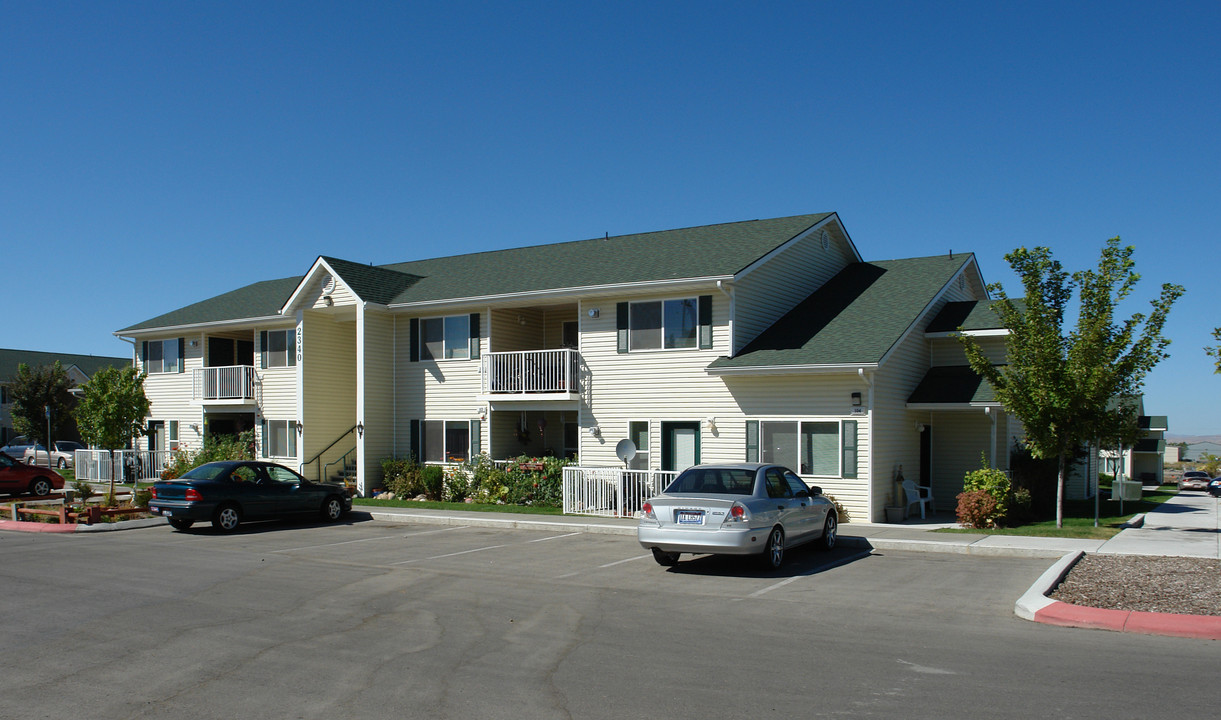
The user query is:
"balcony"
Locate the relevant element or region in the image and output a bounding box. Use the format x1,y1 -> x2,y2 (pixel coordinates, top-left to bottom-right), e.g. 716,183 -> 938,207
193,365 -> 257,402
481,349 -> 580,401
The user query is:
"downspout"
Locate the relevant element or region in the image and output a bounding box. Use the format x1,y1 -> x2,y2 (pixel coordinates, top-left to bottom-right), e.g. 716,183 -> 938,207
985,406 -> 997,469
716,280 -> 735,357
857,368 -> 875,520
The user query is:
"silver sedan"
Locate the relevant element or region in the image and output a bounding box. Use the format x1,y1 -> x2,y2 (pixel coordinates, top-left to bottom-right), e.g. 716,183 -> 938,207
637,463 -> 838,568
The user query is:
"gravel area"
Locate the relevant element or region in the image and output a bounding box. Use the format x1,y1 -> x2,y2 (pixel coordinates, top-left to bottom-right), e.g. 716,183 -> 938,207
1050,554 -> 1221,616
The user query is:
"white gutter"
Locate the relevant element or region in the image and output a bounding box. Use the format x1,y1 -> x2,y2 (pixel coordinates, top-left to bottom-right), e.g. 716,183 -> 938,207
114,314 -> 289,338
707,363 -> 879,377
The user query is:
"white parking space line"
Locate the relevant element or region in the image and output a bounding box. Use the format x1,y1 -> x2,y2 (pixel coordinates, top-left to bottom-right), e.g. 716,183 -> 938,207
391,543 -> 511,565
526,532 -> 582,543
748,549 -> 873,598
599,554 -> 652,569
272,525 -> 469,554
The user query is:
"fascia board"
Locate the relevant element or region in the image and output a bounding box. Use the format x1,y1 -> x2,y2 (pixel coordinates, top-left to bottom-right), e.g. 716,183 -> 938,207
733,214 -> 852,283
114,315 -> 292,338
706,362 -> 878,377
386,276 -> 732,312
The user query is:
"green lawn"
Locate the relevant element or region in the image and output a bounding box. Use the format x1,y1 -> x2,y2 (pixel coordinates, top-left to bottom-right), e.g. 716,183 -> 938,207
933,484 -> 1177,539
353,497 -> 564,515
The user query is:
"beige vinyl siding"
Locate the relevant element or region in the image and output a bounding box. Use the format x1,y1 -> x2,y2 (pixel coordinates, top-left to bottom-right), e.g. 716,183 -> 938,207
732,221 -> 855,352
927,409 -> 1011,503
489,308 -> 539,351
312,272 -> 357,310
869,322 -> 935,521
929,335 -> 1007,366
142,334 -> 202,452
360,308 -> 396,488
300,314 -> 357,474
393,311 -> 485,457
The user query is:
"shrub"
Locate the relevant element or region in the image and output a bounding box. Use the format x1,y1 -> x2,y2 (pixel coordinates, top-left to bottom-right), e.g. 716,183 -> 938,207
962,455 -> 1011,526
382,457 -> 425,498
823,494 -> 849,523
422,465 -> 445,501
133,488 -> 152,508
71,479 -> 94,503
160,431 -> 255,480
956,489 -> 1000,529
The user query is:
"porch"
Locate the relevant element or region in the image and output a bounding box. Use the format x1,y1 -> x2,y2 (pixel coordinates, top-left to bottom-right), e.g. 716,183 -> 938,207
193,365 -> 257,401
480,349 -> 581,400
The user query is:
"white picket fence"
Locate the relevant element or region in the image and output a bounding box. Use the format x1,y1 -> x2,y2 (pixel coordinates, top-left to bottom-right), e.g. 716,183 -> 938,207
562,467 -> 677,518
74,450 -> 172,483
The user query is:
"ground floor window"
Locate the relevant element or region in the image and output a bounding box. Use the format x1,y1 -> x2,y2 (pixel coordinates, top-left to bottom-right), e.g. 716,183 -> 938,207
424,420 -> 470,463
749,419 -> 858,478
264,420 -> 298,458
168,420 -> 180,451
628,421 -> 649,469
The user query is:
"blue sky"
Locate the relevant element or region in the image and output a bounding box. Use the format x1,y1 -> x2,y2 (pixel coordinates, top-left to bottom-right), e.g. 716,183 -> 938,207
3,1 -> 1218,434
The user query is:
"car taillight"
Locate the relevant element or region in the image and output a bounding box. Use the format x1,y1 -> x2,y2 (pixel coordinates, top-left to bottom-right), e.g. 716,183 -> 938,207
184,488 -> 203,502
642,502 -> 656,520
727,503 -> 748,522
149,486 -> 158,499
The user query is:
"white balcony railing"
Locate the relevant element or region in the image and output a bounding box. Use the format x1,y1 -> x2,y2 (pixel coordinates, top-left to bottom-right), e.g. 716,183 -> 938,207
481,349 -> 579,396
193,365 -> 256,401
562,466 -> 678,518
74,449 -> 172,483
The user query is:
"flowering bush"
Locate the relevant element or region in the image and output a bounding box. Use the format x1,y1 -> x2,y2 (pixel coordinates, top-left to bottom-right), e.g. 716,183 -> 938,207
956,489 -> 1000,529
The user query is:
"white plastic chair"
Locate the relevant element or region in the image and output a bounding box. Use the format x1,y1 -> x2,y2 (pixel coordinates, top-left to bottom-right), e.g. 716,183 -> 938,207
902,479 -> 934,519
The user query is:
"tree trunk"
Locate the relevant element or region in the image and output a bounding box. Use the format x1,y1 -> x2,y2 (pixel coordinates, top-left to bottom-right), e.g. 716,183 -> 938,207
1056,453 -> 1066,529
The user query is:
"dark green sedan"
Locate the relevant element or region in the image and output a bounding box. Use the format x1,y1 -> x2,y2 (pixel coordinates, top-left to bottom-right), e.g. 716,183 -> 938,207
149,461 -> 352,532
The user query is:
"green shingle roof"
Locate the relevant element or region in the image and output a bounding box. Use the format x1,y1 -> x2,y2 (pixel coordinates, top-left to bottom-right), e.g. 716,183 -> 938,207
906,365 -> 999,404
120,214 -> 835,333
0,348 -> 129,381
708,254 -> 973,369
119,277 -> 303,332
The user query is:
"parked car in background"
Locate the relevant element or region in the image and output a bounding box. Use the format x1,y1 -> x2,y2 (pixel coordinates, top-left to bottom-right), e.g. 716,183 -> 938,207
0,451 -> 65,496
23,441 -> 85,469
1179,471 -> 1211,491
1208,478 -> 1221,498
637,463 -> 838,569
0,435 -> 36,460
149,461 -> 352,532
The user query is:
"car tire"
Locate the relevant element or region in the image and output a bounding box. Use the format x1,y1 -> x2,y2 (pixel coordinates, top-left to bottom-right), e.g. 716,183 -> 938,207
29,478 -> 52,497
26,456 -> 35,465
761,526 -> 785,569
168,518 -> 195,531
212,503 -> 242,532
57,457 -> 67,469
320,495 -> 345,522
651,548 -> 680,566
817,513 -> 838,550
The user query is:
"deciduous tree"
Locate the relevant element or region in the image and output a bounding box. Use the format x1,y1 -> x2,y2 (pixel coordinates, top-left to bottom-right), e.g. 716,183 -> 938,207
960,238 -> 1182,527
75,365 -> 150,451
9,362 -> 74,446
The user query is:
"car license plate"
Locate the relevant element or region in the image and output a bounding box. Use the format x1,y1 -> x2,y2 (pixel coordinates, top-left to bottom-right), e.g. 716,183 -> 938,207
676,510 -> 704,525
161,509 -> 171,516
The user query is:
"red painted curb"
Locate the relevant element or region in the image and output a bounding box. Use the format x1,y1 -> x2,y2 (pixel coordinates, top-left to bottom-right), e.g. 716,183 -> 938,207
1035,600 -> 1221,640
0,519 -> 79,533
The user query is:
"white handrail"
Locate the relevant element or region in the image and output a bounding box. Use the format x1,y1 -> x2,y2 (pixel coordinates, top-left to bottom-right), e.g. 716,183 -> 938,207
482,349 -> 579,395
193,365 -> 256,400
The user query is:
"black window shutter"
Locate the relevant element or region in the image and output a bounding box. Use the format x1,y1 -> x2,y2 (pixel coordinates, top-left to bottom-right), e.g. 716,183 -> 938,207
409,318 -> 420,362
698,295 -> 712,349
178,338 -> 186,373
745,420 -> 759,462
469,313 -> 480,359
616,302 -> 629,353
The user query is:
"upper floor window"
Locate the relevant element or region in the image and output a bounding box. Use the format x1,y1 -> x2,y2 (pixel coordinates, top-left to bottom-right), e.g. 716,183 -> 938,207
143,339 -> 184,374
260,329 -> 296,368
618,296 -> 711,353
422,315 -> 470,360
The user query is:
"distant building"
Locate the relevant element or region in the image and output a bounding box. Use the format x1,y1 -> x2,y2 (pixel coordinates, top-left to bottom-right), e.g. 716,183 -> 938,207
1098,400 -> 1167,485
0,348 -> 131,444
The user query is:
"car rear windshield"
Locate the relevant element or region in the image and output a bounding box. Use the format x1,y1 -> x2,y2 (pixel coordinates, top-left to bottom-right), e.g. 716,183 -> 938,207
665,468 -> 756,495
180,464 -> 228,480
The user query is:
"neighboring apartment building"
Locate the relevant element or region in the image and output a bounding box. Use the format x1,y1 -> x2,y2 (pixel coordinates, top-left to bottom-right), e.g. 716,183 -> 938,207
116,212 -> 1036,521
0,348 -> 131,444
1098,399 -> 1168,485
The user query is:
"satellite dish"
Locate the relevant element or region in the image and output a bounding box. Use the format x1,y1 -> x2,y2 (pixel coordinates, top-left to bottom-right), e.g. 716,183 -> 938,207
615,438 -> 637,466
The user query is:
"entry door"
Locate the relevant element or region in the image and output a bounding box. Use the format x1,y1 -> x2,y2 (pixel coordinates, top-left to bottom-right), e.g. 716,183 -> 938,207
148,421 -> 165,452
661,422 -> 700,471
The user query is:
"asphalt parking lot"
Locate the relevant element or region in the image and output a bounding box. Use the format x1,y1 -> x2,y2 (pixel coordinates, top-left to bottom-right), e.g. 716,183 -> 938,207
3,515 -> 1219,719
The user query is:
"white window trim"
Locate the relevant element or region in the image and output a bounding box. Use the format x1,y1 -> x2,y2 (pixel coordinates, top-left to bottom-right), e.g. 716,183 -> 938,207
423,419 -> 471,463
755,418 -> 855,478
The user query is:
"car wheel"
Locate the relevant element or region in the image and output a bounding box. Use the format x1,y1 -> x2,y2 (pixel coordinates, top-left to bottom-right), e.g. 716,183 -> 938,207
57,457 -> 67,469
26,456 -> 35,465
320,495 -> 344,522
761,526 -> 785,569
651,548 -> 680,566
212,503 -> 242,532
817,513 -> 838,550
168,518 -> 195,531
29,478 -> 52,497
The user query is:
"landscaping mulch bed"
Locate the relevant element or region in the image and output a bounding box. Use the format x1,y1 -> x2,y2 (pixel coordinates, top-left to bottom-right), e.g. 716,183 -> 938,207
1050,554 -> 1221,616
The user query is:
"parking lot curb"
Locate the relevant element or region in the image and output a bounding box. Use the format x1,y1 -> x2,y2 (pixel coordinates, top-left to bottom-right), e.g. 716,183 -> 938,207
364,510 -> 636,536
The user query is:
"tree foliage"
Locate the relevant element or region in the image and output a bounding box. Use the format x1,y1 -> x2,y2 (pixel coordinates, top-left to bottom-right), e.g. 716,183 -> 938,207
959,238 -> 1182,527
9,362 -> 75,445
1206,327 -> 1221,374
75,365 -> 150,450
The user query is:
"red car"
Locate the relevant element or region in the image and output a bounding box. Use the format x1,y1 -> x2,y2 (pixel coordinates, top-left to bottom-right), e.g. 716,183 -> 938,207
0,451 -> 65,496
